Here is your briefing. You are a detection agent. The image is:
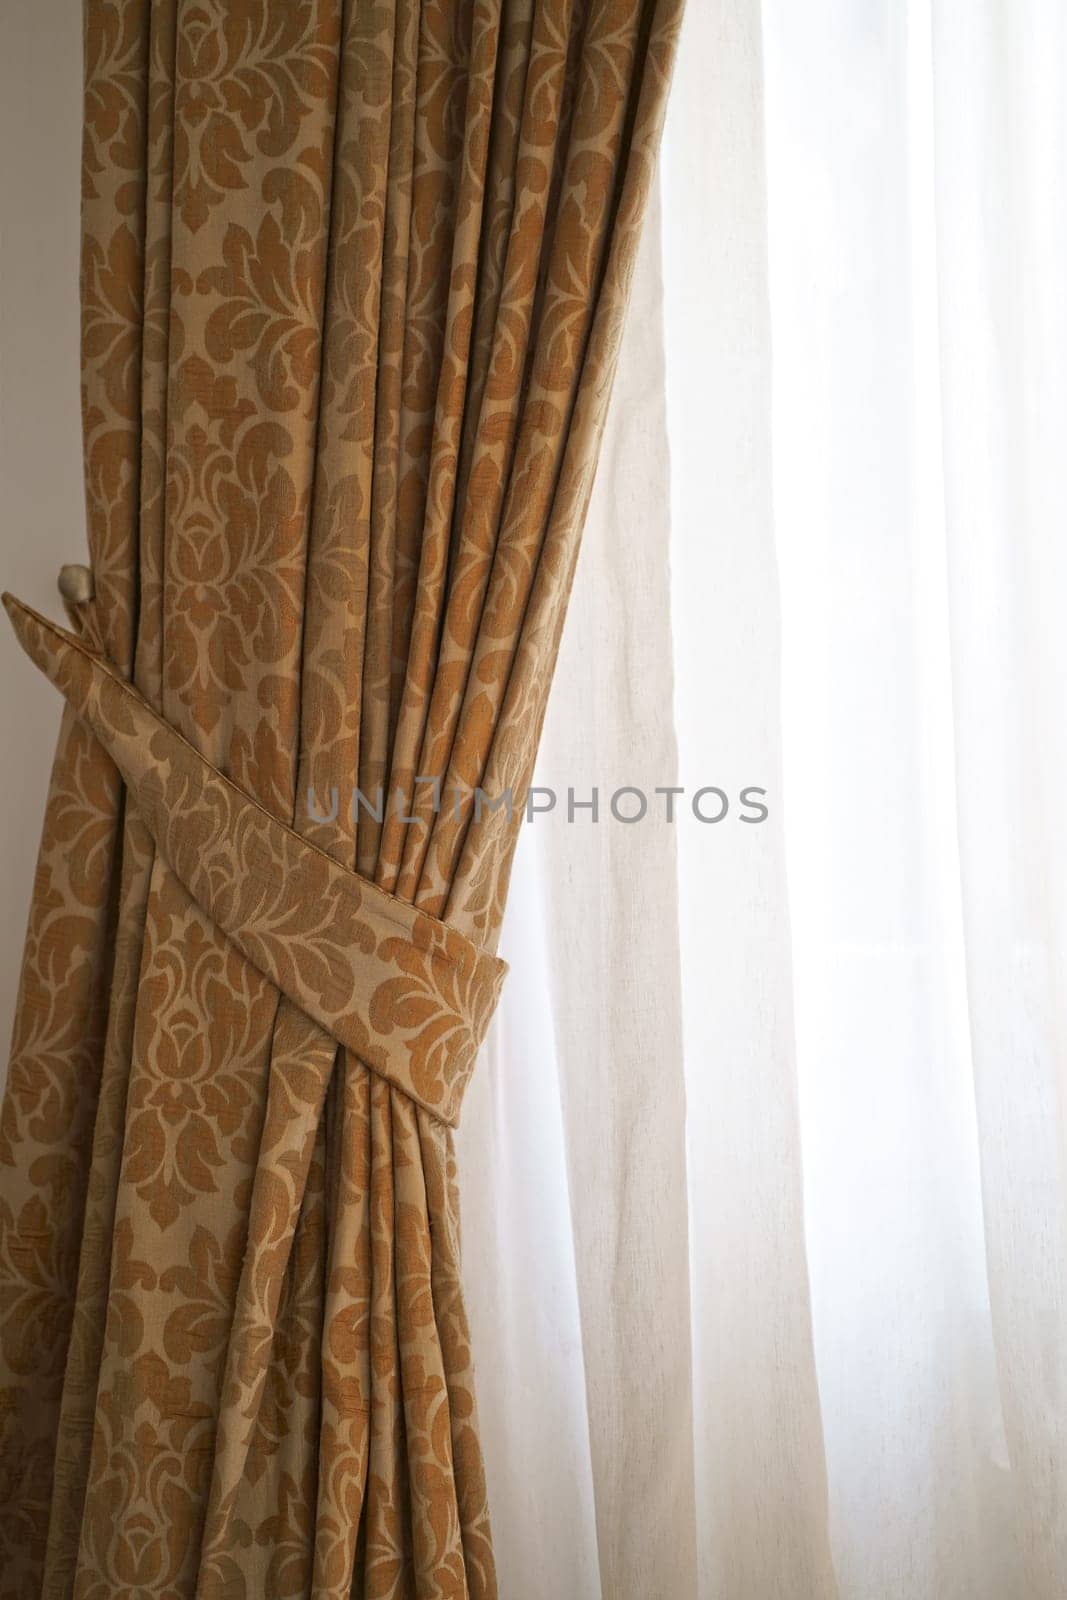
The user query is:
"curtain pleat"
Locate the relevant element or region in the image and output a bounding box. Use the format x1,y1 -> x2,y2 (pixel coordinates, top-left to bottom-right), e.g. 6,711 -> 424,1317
460,177 -> 701,1597
0,0 -> 682,1595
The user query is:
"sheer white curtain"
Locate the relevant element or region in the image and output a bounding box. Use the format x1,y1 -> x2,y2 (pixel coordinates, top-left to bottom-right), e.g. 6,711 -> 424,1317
467,1 -> 1067,1596
459,193 -> 697,1600
763,0 -> 1067,1592
2,3 -> 1065,1598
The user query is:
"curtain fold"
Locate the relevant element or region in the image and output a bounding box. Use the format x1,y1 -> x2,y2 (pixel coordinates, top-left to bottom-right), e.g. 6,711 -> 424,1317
660,3 -> 840,1594
0,2 -> 682,1594
461,177 -> 699,1600
486,0 -> 1067,1593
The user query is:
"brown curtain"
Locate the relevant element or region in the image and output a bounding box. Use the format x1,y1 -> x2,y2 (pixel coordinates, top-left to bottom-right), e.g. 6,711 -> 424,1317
0,1 -> 681,1594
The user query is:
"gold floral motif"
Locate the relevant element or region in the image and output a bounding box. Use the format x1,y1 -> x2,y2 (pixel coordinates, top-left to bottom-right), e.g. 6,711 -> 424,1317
0,0 -> 682,1593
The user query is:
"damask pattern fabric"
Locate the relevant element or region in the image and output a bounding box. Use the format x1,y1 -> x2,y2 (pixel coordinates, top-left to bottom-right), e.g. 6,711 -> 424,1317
5,597 -> 506,1129
0,2 -> 681,1595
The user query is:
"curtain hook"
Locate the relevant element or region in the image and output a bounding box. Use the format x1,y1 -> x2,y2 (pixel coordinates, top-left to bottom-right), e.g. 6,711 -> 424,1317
57,563 -> 95,606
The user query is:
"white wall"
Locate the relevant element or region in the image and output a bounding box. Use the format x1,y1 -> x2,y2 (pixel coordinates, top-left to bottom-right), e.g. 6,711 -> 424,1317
0,2 -> 84,1061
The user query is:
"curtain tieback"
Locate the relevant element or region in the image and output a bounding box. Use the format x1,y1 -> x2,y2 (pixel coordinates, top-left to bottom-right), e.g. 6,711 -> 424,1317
2,590 -> 506,1127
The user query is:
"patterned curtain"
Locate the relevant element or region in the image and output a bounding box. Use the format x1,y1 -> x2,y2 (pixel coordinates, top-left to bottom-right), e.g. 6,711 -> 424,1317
0,1 -> 680,1594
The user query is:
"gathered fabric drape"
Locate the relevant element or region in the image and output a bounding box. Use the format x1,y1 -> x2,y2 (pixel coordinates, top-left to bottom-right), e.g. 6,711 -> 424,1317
474,0 -> 1067,1595
0,2 -> 681,1595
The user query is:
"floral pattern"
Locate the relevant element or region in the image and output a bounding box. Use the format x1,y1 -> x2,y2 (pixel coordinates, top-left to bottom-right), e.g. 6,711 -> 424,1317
5,597 -> 506,1129
0,0 -> 682,1594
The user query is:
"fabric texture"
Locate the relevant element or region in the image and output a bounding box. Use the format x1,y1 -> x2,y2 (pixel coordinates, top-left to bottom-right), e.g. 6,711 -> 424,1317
661,3 -> 840,1594
0,2 -> 681,1594
4,596 -> 506,1127
484,0 -> 1067,1594
460,178 -> 698,1600
761,0 -> 1067,1592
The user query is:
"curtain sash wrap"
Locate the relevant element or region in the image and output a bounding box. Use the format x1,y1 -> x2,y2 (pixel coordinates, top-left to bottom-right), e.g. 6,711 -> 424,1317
3,591 -> 506,1127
